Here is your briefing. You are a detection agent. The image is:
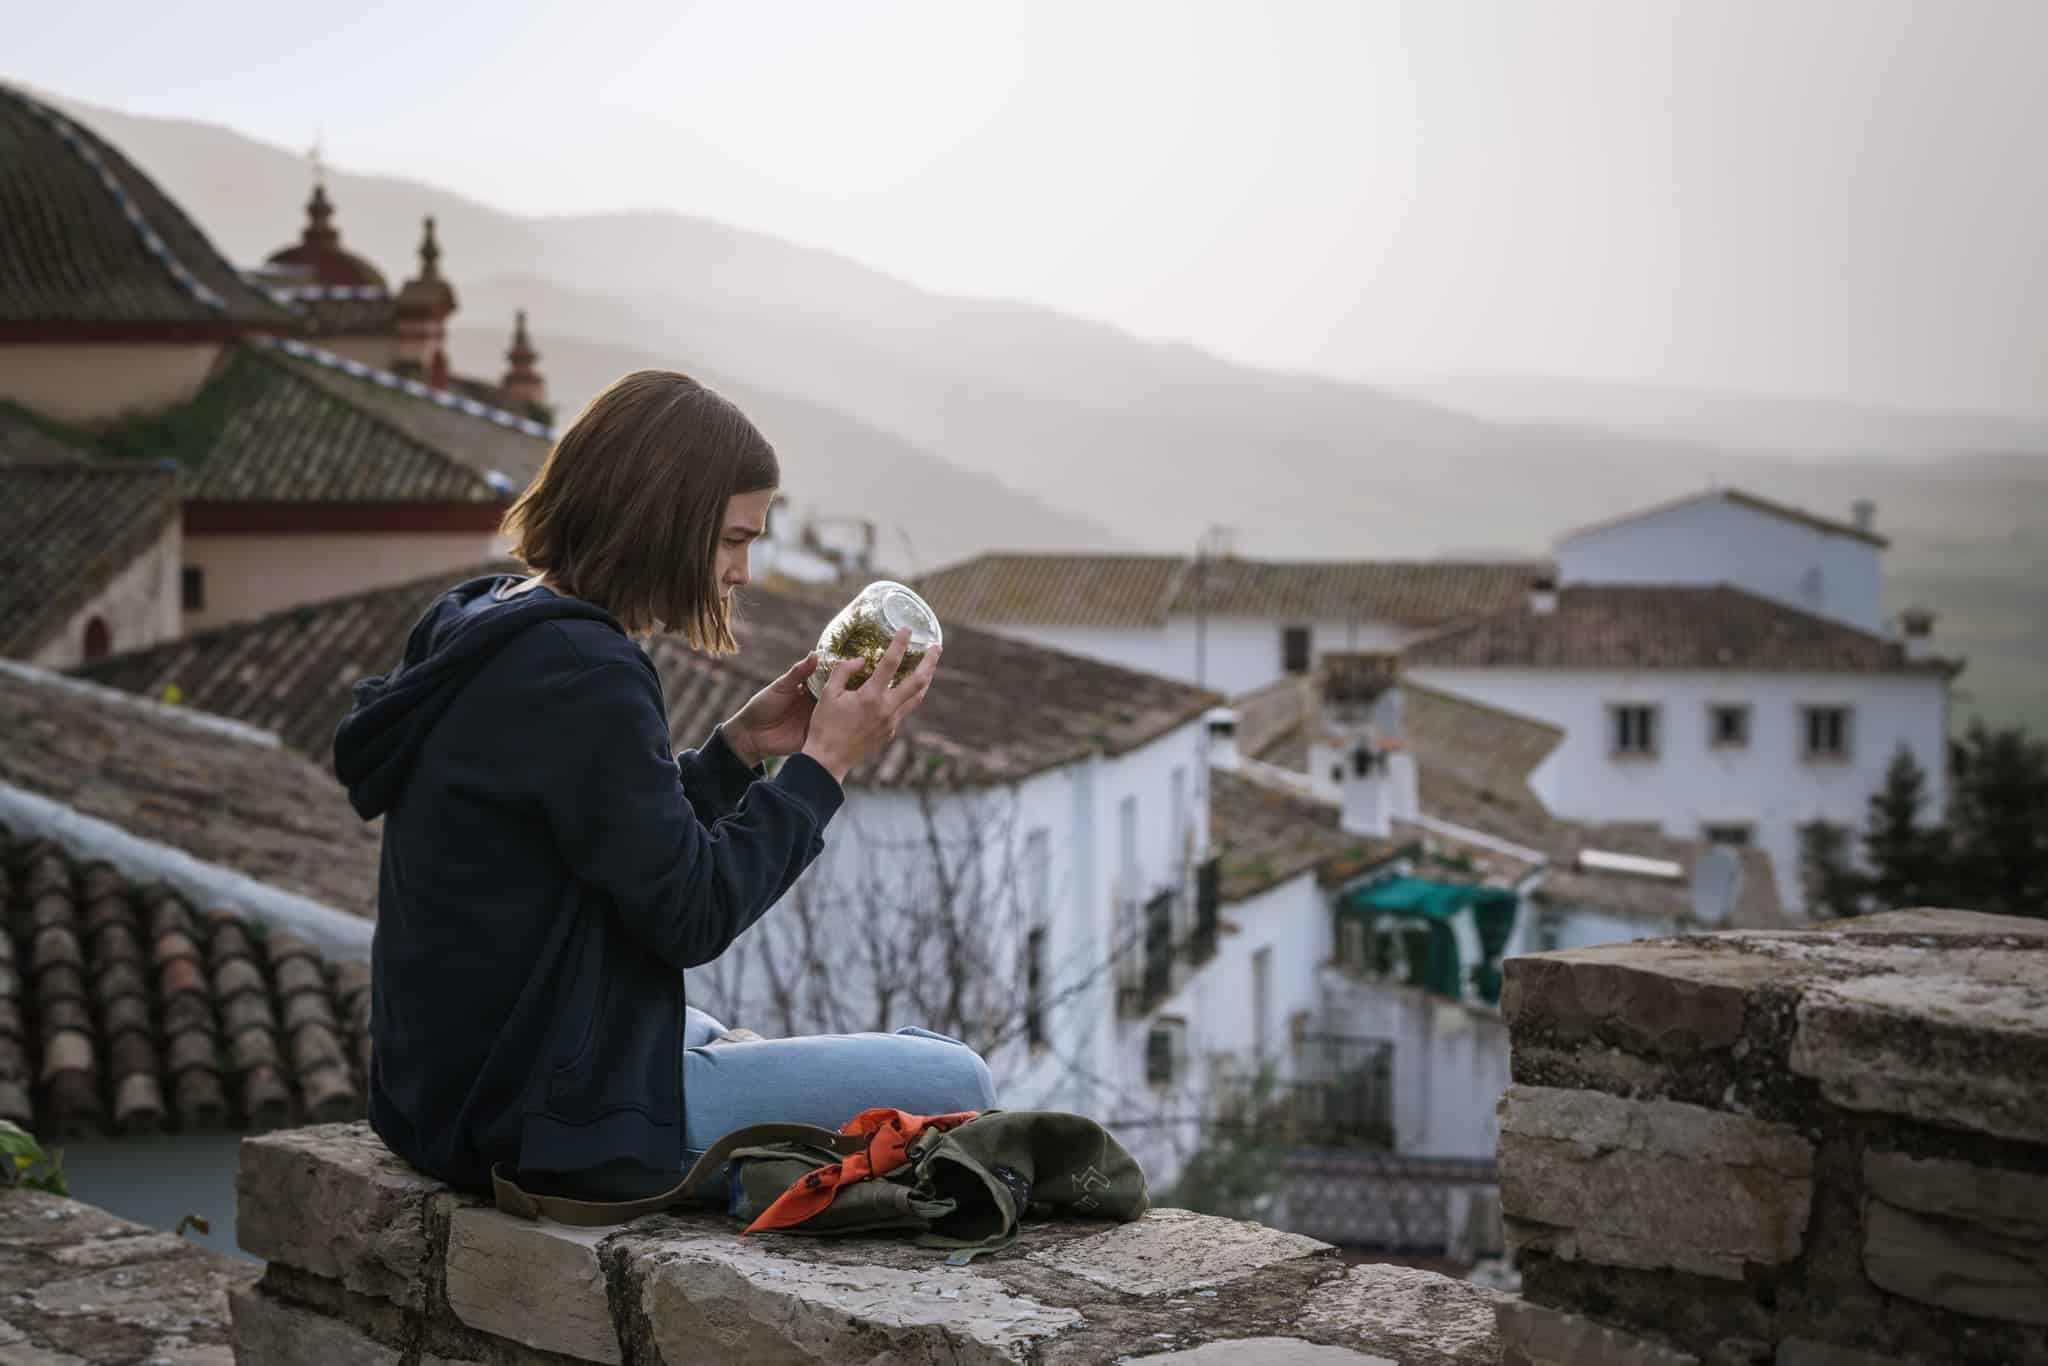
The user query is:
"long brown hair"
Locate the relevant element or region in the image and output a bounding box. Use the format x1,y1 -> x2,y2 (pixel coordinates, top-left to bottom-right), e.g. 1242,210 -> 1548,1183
501,370 -> 777,650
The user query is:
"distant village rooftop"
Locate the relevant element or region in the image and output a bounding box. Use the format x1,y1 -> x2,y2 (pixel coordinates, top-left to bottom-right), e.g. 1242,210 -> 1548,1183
914,551 -> 1552,628
1404,583 -> 1950,674
1557,484 -> 1890,549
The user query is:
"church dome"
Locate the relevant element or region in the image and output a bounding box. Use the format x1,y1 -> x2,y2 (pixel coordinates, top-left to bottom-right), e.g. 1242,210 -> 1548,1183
264,184 -> 387,289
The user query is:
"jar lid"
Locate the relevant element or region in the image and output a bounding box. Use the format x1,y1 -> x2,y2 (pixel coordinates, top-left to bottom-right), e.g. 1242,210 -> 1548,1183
873,583 -> 942,646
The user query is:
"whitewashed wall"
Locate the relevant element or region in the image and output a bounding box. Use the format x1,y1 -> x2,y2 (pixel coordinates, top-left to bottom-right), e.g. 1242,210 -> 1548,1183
1410,666 -> 1951,911
0,342 -> 220,423
689,719 -> 1214,1131
989,617 -> 1413,698
1557,495 -> 1885,633
1312,966 -> 1511,1160
27,517 -> 180,669
183,529 -> 503,631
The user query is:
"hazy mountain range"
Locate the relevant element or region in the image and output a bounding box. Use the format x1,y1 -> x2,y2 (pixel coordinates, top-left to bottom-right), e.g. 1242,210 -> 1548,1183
35,86 -> 2048,729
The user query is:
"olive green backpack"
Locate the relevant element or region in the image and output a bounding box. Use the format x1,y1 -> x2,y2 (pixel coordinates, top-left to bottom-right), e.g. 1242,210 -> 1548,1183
491,1109 -> 1148,1257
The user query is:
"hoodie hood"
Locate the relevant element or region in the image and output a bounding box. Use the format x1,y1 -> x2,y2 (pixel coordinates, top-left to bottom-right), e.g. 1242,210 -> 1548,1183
334,575 -> 622,819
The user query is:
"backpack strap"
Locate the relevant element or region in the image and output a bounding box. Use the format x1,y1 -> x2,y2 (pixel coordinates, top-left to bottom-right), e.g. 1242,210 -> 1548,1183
491,1121 -> 869,1226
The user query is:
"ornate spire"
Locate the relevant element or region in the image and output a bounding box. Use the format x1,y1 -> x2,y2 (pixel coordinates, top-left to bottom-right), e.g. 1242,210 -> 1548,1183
300,183 -> 338,251
500,309 -> 548,411
416,215 -> 442,280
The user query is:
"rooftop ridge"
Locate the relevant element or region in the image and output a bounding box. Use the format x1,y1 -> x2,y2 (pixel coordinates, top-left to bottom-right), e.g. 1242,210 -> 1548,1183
0,657 -> 279,749
5,86 -> 228,313
261,335 -> 555,443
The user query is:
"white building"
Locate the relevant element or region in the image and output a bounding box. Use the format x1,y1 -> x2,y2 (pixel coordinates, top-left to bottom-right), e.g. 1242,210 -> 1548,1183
1557,487 -> 1887,633
1407,494 -> 1956,913
913,553 -> 1545,699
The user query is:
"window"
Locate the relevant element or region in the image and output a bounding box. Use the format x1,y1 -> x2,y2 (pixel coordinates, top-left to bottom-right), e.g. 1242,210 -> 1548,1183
1023,829 -> 1051,921
1338,918 -> 1368,972
1708,704 -> 1750,749
1281,625 -> 1312,675
1533,910 -> 1564,953
1703,823 -> 1753,847
1169,766 -> 1188,868
181,566 -> 206,612
1146,1017 -> 1186,1086
1802,706 -> 1853,760
1611,704 -> 1658,756
81,617 -> 111,661
1024,927 -> 1047,1049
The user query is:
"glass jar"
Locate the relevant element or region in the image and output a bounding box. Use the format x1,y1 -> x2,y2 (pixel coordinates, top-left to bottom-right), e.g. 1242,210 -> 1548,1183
805,580 -> 944,700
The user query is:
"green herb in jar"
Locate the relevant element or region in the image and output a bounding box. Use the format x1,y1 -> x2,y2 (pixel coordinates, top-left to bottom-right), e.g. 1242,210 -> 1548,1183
826,608 -> 927,690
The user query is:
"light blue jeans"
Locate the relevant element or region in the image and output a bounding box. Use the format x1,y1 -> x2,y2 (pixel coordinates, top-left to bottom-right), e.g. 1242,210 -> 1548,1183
681,1007 -> 997,1163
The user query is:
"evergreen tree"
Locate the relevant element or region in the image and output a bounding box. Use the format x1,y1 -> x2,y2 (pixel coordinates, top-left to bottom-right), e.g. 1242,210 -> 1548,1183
1947,721 -> 2048,920
1860,745 -> 1952,911
1798,818 -> 1864,918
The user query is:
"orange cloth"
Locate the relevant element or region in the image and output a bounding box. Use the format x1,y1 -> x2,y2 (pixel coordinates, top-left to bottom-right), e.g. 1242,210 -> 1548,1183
743,1106 -> 980,1234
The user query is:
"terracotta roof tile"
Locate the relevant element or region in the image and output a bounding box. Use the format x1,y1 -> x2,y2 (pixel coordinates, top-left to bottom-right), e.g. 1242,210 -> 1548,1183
915,553 -> 1549,629
1403,584 -> 1942,673
0,85 -> 298,330
85,570 -> 1222,789
0,665 -> 380,917
0,463 -> 180,658
1208,769 -> 1394,905
0,829 -> 369,1138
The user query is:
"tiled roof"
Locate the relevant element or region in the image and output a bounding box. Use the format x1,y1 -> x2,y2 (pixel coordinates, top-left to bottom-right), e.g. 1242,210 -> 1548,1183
1559,487 -> 1889,550
0,85 -> 297,331
291,292 -> 400,337
914,553 -> 1548,629
81,562 -> 522,756
0,463 -> 180,658
0,405 -> 92,465
1208,769 -> 1392,904
1403,585 -> 1944,674
172,344 -> 503,504
83,571 -> 1223,789
266,342 -> 552,489
1537,822 -> 1785,929
0,665 -> 380,917
1230,668 -> 1787,925
0,828 -> 368,1138
915,554 -> 1187,627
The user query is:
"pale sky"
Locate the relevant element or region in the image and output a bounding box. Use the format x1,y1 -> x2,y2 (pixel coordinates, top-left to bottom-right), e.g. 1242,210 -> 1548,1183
12,0 -> 2047,414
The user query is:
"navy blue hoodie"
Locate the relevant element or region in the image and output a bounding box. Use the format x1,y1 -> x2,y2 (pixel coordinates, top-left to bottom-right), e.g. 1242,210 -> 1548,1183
333,574 -> 843,1193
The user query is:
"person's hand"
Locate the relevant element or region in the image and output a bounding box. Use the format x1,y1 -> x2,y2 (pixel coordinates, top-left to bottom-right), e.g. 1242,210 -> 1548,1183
723,654 -> 822,767
800,627 -> 941,783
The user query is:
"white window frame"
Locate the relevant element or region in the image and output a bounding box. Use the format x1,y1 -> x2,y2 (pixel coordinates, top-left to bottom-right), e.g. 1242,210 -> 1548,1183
1610,703 -> 1660,758
1800,705 -> 1854,761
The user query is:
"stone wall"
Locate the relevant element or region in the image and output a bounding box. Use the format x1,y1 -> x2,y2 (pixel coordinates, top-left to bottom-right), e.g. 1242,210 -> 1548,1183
1494,908 -> 2048,1366
228,1122 -> 1507,1364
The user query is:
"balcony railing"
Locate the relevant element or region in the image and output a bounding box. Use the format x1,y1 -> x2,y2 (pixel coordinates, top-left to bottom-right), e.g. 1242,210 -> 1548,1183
1115,854 -> 1224,1019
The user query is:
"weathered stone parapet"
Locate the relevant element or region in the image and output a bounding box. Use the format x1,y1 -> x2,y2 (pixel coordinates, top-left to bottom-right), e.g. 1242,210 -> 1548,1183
1498,909 -> 2048,1366
230,1121 -> 1507,1364
0,1187 -> 256,1364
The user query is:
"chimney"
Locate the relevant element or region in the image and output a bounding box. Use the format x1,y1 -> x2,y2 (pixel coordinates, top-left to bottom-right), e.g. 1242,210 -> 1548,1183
1899,606 -> 1936,661
1530,574 -> 1559,616
1334,740 -> 1419,840
1852,499 -> 1877,535
1204,707 -> 1240,773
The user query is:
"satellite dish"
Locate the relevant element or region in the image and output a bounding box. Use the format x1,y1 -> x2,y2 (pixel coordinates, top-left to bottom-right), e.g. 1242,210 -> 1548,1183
1690,846 -> 1744,926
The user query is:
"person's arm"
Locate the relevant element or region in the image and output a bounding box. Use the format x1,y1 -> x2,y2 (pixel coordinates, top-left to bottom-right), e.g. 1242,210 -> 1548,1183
674,724 -> 761,821
540,658 -> 843,970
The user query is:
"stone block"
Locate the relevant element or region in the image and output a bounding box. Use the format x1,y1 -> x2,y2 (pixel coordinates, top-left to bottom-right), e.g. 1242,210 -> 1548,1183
1495,1298 -> 1699,1366
1790,972 -> 2048,1145
1863,1192 -> 2048,1327
443,1208 -> 620,1363
1774,1339 -> 1916,1366
1293,1262 -> 1505,1366
228,1285 -> 401,1366
1501,943 -> 1789,1056
235,1122 -> 449,1308
1026,1207 -> 1330,1295
1497,1086 -> 1813,1281
633,1234 -> 1082,1364
1122,1340 -> 1398,1364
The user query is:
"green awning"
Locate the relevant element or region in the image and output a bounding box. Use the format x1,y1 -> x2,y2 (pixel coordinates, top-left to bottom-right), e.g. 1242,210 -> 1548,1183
1338,877 -> 1518,1003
